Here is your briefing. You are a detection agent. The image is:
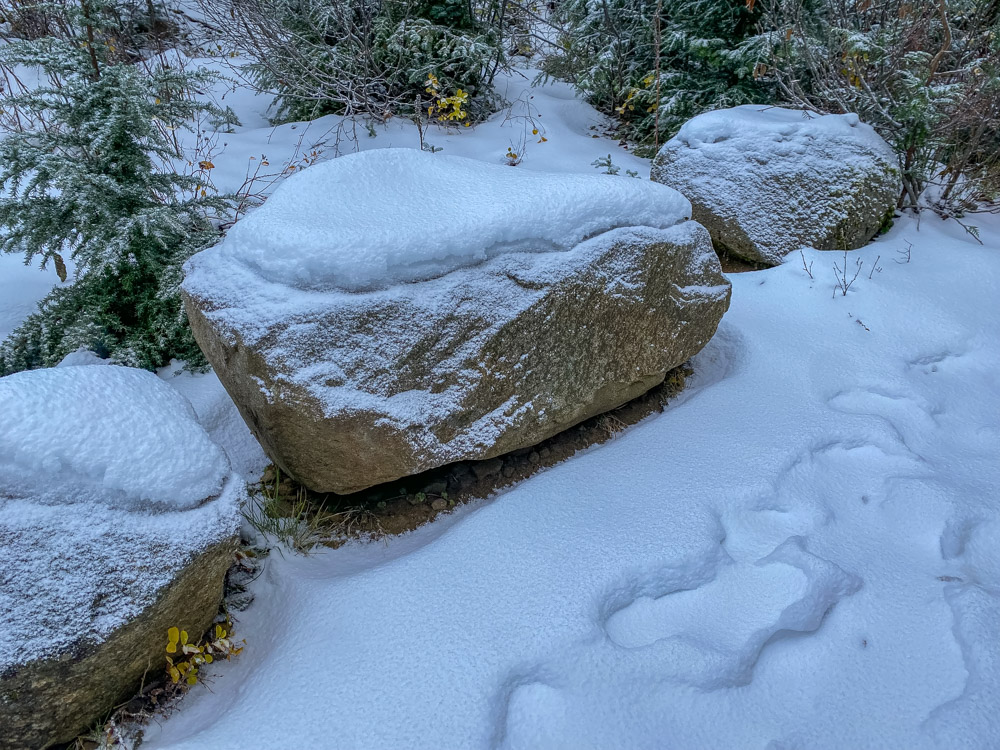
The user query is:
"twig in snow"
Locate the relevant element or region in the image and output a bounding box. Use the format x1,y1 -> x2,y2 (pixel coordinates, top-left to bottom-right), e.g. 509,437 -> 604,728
894,241 -> 912,264
800,249 -> 814,279
833,250 -> 863,297
867,255 -> 881,279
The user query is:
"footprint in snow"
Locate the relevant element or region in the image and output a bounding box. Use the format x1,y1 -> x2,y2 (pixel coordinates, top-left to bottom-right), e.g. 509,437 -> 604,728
602,536 -> 861,689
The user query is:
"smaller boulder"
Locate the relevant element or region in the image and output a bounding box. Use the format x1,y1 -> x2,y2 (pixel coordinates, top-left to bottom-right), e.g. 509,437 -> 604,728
0,365 -> 241,750
651,105 -> 901,266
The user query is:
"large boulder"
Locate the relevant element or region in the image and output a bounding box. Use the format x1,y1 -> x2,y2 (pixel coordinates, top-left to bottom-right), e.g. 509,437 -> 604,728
0,365 -> 241,750
183,149 -> 731,494
651,105 -> 901,266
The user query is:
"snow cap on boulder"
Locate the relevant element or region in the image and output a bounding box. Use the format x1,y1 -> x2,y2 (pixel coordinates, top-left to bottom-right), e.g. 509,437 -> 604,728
186,147 -> 693,295
0,364 -> 228,510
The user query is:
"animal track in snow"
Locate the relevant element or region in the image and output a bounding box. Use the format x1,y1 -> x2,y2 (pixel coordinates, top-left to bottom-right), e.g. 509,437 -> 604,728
925,582 -> 1000,747
907,348 -> 967,376
492,669 -> 569,750
749,437 -> 924,535
602,537 -> 861,688
828,386 -> 942,434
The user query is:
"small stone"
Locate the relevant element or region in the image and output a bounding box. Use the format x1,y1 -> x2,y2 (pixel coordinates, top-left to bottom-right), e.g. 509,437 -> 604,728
424,480 -> 448,496
502,465 -> 516,478
261,466 -> 276,484
528,451 -> 540,465
471,458 -> 503,482
539,447 -> 551,459
431,498 -> 448,511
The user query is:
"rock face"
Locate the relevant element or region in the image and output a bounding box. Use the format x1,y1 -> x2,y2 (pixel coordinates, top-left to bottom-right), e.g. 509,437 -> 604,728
182,149 -> 731,494
0,366 -> 241,749
651,105 -> 901,266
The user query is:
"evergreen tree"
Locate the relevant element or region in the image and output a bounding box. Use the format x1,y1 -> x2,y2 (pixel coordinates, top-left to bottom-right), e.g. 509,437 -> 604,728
545,0 -> 773,145
0,1 -> 237,375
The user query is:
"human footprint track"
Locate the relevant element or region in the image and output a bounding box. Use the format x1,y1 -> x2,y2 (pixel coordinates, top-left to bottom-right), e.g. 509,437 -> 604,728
602,537 -> 861,688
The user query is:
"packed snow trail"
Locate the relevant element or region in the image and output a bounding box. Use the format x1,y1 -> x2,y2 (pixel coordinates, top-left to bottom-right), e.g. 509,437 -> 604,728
138,212 -> 1000,750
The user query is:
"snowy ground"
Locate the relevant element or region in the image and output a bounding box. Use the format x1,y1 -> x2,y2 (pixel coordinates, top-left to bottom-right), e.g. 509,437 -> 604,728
3,46 -> 1000,750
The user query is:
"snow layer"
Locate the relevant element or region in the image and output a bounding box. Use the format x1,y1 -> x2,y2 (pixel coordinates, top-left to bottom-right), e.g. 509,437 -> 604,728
144,209 -> 1000,749
0,477 -> 242,672
0,365 -> 228,510
190,148 -> 691,293
4,42 -> 999,747
157,361 -> 269,479
668,105 -> 894,159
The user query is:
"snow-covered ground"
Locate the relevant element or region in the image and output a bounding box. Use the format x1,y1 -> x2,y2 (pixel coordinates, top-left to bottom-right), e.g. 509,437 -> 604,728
3,47 -> 1000,749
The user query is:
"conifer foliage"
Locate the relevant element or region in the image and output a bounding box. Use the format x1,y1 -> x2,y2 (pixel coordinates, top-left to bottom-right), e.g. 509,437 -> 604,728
545,0 -> 773,145
761,0 -> 1000,212
0,1 -> 237,375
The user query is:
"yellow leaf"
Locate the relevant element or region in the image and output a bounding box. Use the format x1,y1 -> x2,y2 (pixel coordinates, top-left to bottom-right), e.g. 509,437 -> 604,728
53,253 -> 67,283
198,160 -> 215,170
168,665 -> 180,683
180,630 -> 189,645
187,673 -> 198,685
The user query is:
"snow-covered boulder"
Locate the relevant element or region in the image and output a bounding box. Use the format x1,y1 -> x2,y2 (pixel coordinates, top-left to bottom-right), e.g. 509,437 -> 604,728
183,149 -> 731,494
0,365 -> 241,749
651,106 -> 901,266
